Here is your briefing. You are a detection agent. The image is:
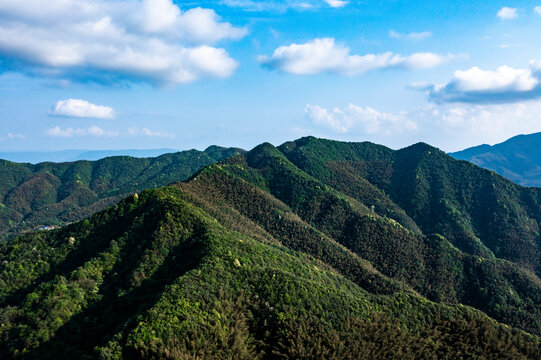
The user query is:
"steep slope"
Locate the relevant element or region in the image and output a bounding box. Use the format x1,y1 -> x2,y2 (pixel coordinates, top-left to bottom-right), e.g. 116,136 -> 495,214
0,146 -> 244,241
279,137 -> 541,276
0,185 -> 539,359
450,132 -> 541,187
187,144 -> 540,336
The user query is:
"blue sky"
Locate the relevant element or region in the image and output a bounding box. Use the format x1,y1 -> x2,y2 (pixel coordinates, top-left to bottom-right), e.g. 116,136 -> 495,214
1,0 -> 541,152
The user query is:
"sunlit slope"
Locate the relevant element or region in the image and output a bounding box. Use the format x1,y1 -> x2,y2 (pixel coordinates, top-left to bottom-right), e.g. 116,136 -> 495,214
0,185 -> 539,359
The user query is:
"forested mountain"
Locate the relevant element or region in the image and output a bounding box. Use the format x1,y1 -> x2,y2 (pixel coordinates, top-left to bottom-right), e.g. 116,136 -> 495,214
450,132 -> 541,187
0,137 -> 540,359
0,146 -> 244,241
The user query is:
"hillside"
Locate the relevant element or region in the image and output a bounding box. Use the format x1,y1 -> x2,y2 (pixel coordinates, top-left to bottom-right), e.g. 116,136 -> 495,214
0,146 -> 244,241
0,137 -> 540,359
279,137 -> 541,276
450,132 -> 541,187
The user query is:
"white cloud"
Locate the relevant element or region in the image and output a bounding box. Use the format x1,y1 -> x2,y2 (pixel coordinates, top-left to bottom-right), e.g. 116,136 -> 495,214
305,103 -> 417,134
259,38 -> 452,75
325,0 -> 348,8
451,66 -> 537,92
127,127 -> 175,138
51,99 -> 115,119
45,125 -> 173,138
222,0 -> 345,11
303,101 -> 541,152
46,125 -> 117,137
535,6 -> 541,15
389,30 -> 432,40
425,61 -> 541,103
497,7 -> 518,20
7,133 -> 25,139
0,0 -> 245,85
419,102 -> 541,151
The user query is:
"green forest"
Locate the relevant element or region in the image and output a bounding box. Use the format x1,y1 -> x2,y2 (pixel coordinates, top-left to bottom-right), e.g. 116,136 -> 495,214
0,137 -> 540,359
0,146 -> 244,241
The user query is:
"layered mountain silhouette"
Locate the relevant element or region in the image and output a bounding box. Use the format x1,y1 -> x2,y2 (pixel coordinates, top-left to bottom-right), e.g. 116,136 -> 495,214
451,132 -> 541,187
0,137 -> 540,358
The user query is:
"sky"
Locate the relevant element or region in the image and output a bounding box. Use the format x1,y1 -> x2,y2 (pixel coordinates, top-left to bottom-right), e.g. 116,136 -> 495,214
1,0 -> 541,152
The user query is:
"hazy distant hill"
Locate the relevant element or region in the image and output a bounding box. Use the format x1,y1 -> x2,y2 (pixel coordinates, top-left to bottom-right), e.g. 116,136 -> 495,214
0,149 -> 179,164
0,146 -> 244,240
0,137 -> 539,358
450,132 -> 541,187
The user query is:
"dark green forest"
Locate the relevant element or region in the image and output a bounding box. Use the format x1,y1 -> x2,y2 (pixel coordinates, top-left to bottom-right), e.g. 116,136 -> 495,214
0,137 -> 540,359
0,146 -> 244,241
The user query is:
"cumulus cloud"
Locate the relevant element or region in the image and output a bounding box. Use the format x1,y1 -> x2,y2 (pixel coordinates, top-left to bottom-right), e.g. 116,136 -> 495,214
303,101 -> 541,151
305,103 -> 417,134
0,0 -> 246,85
259,38 -> 452,75
535,6 -> 541,15
418,102 -> 541,150
46,125 -> 116,137
50,99 -> 115,119
497,7 -> 518,20
389,30 -> 432,40
425,61 -> 541,103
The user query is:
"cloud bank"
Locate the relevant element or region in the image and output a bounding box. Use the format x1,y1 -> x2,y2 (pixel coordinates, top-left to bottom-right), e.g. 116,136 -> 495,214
46,125 -> 115,138
426,61 -> 541,103
51,99 -> 115,119
0,0 -> 246,85
304,101 -> 541,151
46,125 -> 174,138
222,0 -> 347,11
305,103 -> 417,134
259,38 -> 452,75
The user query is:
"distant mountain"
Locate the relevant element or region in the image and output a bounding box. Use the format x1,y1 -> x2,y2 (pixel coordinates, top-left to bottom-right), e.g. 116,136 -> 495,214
450,132 -> 541,187
0,146 -> 244,240
0,137 -> 539,358
0,149 -> 179,164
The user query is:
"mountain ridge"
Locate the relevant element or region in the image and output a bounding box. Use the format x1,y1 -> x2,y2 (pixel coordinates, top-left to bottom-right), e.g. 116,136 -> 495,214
450,132 -> 541,187
0,146 -> 245,241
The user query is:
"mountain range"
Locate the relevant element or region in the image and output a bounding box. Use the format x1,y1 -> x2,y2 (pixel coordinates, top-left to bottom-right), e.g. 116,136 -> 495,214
0,146 -> 245,241
450,132 -> 541,187
0,137 -> 540,358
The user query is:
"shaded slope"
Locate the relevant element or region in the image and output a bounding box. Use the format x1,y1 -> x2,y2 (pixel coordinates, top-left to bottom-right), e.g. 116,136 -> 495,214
0,185 -> 539,359
279,137 -> 541,276
451,132 -> 541,187
194,144 -> 541,336
0,146 -> 244,241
